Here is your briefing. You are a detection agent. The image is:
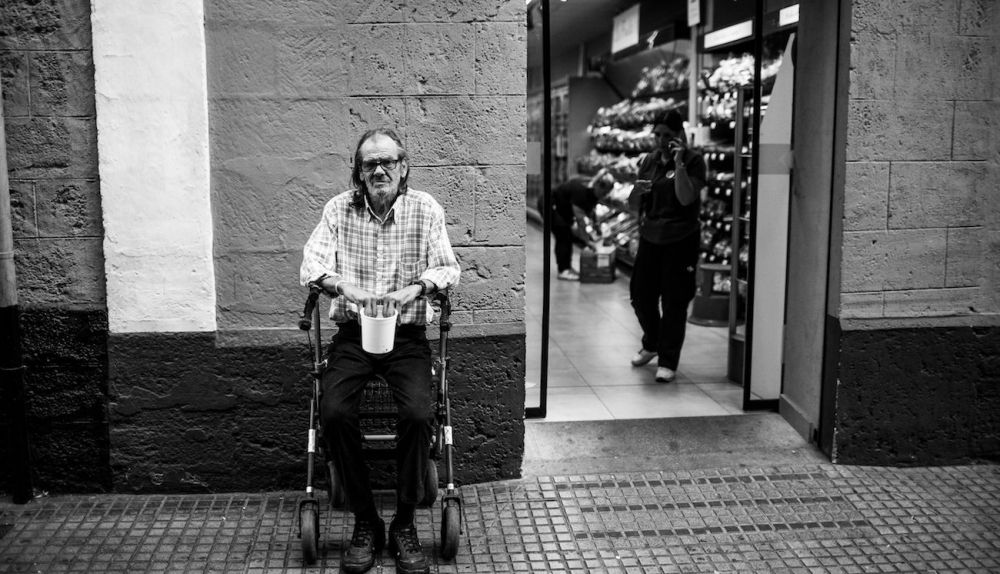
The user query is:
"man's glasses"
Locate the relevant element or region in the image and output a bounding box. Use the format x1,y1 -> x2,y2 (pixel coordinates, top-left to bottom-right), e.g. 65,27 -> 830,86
361,158 -> 401,173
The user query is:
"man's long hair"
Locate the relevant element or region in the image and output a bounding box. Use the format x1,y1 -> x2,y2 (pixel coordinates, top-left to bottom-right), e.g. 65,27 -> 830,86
349,127 -> 409,210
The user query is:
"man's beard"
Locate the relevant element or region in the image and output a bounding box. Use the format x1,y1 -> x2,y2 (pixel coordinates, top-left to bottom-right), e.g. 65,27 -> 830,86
367,183 -> 397,215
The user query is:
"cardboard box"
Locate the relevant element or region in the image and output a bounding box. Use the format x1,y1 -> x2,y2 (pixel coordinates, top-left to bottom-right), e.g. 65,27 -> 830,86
579,247 -> 616,283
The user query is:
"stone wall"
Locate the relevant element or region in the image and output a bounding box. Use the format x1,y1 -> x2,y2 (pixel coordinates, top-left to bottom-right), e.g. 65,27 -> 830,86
103,0 -> 528,492
1,0 -> 110,492
836,325 -> 999,464
2,0 -> 526,494
841,0 -> 999,320
832,0 -> 1000,464
205,0 -> 527,331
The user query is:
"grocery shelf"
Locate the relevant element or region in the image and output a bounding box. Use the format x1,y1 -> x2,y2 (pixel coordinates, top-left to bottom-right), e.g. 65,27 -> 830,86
629,87 -> 689,102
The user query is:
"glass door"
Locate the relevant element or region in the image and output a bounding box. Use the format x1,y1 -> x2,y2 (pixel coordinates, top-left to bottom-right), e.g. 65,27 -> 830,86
698,0 -> 797,410
718,2 -> 796,410
525,0 -> 551,418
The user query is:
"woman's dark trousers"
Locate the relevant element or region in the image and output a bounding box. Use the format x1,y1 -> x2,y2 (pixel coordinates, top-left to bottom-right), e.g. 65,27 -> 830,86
629,232 -> 699,369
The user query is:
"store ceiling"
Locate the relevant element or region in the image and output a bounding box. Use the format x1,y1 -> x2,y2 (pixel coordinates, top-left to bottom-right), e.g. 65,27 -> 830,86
528,0 -> 640,50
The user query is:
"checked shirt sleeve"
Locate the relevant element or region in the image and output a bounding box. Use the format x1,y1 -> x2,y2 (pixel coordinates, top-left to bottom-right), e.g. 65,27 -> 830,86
300,200 -> 342,287
419,203 -> 460,290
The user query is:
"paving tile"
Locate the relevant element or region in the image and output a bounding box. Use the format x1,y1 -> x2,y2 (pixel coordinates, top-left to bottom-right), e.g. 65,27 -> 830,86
1,464 -> 998,573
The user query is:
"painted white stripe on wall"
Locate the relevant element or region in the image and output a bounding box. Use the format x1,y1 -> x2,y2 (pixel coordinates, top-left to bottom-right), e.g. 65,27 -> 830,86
92,0 -> 216,333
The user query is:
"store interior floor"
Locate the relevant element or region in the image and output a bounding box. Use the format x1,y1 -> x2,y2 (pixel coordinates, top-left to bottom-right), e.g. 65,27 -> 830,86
525,221 -> 749,421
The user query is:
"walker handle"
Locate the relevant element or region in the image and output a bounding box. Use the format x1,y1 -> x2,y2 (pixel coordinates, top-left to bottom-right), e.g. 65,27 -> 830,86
434,289 -> 451,332
299,283 -> 324,331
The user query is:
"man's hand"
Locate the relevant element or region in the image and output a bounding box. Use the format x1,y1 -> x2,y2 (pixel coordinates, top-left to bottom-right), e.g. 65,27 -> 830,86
335,282 -> 384,318
381,283 -> 423,317
318,278 -> 423,318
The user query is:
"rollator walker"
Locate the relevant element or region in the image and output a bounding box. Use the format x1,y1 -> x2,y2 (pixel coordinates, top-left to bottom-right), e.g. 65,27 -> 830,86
296,283 -> 462,565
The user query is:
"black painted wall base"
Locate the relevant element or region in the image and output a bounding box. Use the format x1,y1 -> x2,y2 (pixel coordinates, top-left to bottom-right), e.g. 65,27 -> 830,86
8,308 -> 997,492
833,324 -> 1000,465
106,331 -> 525,493
0,307 -> 112,494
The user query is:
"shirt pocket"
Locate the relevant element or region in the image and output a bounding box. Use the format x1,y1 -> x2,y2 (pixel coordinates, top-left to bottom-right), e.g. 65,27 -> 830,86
398,260 -> 422,285
400,239 -> 424,266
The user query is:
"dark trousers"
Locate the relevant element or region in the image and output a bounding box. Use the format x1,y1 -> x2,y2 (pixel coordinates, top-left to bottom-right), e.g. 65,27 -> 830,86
320,323 -> 433,515
629,232 -> 699,369
551,212 -> 574,272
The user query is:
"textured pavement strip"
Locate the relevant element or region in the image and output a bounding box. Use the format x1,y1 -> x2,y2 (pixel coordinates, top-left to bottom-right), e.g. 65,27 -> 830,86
1,463 -> 998,573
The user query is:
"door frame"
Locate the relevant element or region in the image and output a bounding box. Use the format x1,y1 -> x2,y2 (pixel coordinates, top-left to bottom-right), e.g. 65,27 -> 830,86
525,0 -> 553,419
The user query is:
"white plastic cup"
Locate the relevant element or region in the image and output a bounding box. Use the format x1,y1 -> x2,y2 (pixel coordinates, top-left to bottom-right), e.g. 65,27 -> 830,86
360,308 -> 398,354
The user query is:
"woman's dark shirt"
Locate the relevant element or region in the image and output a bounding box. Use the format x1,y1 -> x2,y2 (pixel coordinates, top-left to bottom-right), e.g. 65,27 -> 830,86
635,150 -> 706,244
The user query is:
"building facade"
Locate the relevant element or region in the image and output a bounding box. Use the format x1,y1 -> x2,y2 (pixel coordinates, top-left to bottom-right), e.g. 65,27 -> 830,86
2,0 -> 528,493
830,0 -> 999,464
1,0 -> 997,494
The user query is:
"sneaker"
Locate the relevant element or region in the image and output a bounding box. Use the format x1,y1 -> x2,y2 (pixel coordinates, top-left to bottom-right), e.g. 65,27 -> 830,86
630,348 -> 657,366
342,516 -> 385,573
388,520 -> 429,574
655,367 -> 676,383
557,269 -> 580,281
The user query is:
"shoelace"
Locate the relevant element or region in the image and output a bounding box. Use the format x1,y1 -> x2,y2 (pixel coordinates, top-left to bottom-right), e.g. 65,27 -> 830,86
393,524 -> 422,554
351,520 -> 375,548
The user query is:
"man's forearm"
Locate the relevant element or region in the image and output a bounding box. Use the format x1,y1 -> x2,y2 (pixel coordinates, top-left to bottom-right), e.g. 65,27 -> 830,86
312,274 -> 345,296
420,261 -> 460,292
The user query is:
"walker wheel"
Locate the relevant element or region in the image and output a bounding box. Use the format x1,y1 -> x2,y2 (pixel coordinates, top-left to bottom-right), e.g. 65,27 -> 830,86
421,461 -> 439,508
440,499 -> 461,560
327,461 -> 346,509
299,501 -> 320,564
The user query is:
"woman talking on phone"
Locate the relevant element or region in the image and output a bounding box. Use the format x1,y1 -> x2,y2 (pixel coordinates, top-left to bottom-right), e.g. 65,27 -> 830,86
626,110 -> 707,383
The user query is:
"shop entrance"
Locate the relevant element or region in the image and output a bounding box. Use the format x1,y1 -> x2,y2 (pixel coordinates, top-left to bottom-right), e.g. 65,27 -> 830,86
525,0 -> 817,429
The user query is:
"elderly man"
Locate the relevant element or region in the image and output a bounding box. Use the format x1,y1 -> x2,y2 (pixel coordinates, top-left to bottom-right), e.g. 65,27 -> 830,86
300,128 -> 460,574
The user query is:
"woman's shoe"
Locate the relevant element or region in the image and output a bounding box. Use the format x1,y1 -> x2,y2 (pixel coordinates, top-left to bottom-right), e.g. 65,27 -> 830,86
655,367 -> 676,383
630,349 -> 657,366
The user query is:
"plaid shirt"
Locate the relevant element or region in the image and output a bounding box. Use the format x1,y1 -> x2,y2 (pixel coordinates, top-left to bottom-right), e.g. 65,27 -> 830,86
300,188 -> 460,325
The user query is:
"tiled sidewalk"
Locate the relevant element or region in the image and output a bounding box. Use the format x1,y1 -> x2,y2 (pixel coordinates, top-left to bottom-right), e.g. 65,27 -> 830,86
1,463 -> 998,573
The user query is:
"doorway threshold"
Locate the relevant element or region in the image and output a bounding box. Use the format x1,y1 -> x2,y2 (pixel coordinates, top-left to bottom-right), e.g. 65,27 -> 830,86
522,413 -> 827,477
